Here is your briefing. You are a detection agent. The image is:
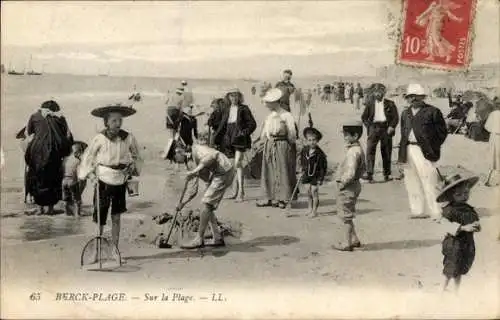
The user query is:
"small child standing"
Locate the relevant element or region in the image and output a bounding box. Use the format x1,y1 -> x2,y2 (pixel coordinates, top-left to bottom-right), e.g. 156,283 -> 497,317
62,142 -> 87,216
333,121 -> 366,251
436,174 -> 481,292
299,127 -> 328,218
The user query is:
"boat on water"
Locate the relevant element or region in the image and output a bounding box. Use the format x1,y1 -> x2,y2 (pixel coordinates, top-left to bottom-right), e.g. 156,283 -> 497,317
8,70 -> 24,75
26,55 -> 43,76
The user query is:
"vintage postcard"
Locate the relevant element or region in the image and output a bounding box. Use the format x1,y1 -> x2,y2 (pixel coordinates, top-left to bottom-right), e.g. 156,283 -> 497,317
1,1 -> 499,319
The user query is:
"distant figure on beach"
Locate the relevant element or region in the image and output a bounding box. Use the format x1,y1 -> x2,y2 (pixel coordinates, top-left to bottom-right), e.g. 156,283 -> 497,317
213,88 -> 257,202
398,84 -> 448,220
0,147 -> 4,170
78,104 -> 142,254
251,86 -> 256,96
416,0 -> 463,62
354,83 -> 364,110
256,88 -> 297,210
436,174 -> 481,292
275,69 -> 295,112
24,100 -> 74,215
128,85 -> 142,102
361,83 -> 399,183
180,80 -> 194,110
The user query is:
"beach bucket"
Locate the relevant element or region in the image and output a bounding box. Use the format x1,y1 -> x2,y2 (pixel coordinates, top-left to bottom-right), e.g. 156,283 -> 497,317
127,178 -> 139,197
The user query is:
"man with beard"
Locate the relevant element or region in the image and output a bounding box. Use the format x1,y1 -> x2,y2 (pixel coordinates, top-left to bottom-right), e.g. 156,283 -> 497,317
361,83 -> 399,183
398,84 -> 448,220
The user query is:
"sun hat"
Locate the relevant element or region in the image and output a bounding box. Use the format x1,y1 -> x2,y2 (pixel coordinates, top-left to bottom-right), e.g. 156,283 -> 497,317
91,103 -> 136,118
262,88 -> 283,103
342,120 -> 363,136
303,127 -> 323,141
404,84 -> 427,97
227,88 -> 241,94
283,69 -> 293,75
436,174 -> 479,203
181,80 -> 188,86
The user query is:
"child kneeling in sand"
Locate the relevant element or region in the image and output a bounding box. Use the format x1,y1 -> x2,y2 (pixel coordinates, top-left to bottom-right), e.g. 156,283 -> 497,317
299,127 -> 328,218
333,121 -> 366,251
62,141 -> 88,216
162,131 -> 235,249
436,174 -> 481,292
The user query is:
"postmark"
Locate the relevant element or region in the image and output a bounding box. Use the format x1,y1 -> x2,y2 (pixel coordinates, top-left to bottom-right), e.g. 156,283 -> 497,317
397,0 -> 477,71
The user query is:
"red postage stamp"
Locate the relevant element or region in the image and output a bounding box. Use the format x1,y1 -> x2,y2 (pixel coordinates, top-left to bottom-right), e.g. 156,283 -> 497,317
397,0 -> 477,71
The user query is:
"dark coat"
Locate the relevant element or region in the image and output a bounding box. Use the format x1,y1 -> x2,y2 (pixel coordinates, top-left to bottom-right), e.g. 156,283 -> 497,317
398,103 -> 448,163
299,146 -> 328,183
213,104 -> 257,150
361,97 -> 399,129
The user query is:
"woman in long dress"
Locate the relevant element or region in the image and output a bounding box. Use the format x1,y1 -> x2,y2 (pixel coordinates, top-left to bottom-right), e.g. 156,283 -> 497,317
484,109 -> 500,187
24,100 -> 73,215
256,88 -> 297,209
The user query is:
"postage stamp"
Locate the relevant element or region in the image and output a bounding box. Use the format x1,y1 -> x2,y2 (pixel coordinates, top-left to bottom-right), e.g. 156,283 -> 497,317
397,0 -> 478,71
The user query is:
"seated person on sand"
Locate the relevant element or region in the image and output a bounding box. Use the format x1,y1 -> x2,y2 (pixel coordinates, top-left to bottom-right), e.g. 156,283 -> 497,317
446,101 -> 473,133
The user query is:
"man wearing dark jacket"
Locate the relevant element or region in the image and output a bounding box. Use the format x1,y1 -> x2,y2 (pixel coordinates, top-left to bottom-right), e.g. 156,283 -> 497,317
361,83 -> 399,182
398,84 -> 448,220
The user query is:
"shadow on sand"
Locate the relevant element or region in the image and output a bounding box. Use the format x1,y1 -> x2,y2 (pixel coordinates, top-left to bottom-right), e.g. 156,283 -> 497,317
125,235 -> 300,263
360,239 -> 441,251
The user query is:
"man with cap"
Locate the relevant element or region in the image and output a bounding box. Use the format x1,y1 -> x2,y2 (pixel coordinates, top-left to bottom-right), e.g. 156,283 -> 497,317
181,80 -> 194,110
78,103 -> 143,253
275,69 -> 296,112
398,83 -> 448,219
361,83 -> 399,182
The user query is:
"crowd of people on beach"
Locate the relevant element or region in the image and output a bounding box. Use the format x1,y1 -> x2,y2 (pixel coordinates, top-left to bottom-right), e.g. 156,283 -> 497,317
4,67 -> 500,292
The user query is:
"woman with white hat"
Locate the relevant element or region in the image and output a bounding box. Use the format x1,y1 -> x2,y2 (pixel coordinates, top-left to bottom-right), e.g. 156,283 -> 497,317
256,88 -> 297,209
78,103 -> 143,252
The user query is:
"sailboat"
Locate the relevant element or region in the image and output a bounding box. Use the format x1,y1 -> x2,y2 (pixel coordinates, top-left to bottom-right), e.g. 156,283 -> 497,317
26,55 -> 42,75
7,63 -> 24,75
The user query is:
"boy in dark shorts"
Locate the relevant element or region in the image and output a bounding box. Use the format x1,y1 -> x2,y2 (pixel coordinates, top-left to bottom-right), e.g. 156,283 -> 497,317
62,141 -> 87,216
333,121 -> 366,251
299,127 -> 328,218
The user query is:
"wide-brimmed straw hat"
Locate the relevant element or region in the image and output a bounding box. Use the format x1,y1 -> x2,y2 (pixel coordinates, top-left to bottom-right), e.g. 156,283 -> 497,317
263,88 -> 283,103
404,84 -> 427,97
436,174 -> 479,203
303,127 -> 323,141
91,103 -> 136,118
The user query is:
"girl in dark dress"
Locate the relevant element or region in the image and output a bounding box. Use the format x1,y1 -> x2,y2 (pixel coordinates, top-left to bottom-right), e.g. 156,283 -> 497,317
214,88 -> 257,202
436,174 -> 481,292
24,100 -> 73,215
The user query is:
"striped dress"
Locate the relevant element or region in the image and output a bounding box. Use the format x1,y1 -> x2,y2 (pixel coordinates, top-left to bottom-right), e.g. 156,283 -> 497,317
260,109 -> 297,202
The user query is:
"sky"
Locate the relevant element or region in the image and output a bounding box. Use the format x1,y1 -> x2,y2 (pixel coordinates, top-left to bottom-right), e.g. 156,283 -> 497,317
1,0 -> 499,78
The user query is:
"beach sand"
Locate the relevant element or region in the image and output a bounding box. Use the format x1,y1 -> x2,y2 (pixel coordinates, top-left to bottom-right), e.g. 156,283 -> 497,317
1,74 -> 499,318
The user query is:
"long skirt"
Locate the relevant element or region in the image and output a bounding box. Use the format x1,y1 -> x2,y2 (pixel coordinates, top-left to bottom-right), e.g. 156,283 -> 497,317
260,139 -> 294,202
26,158 -> 63,206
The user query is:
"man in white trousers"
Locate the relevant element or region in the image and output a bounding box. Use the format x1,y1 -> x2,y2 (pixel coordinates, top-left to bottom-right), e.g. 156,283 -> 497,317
398,84 -> 448,219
